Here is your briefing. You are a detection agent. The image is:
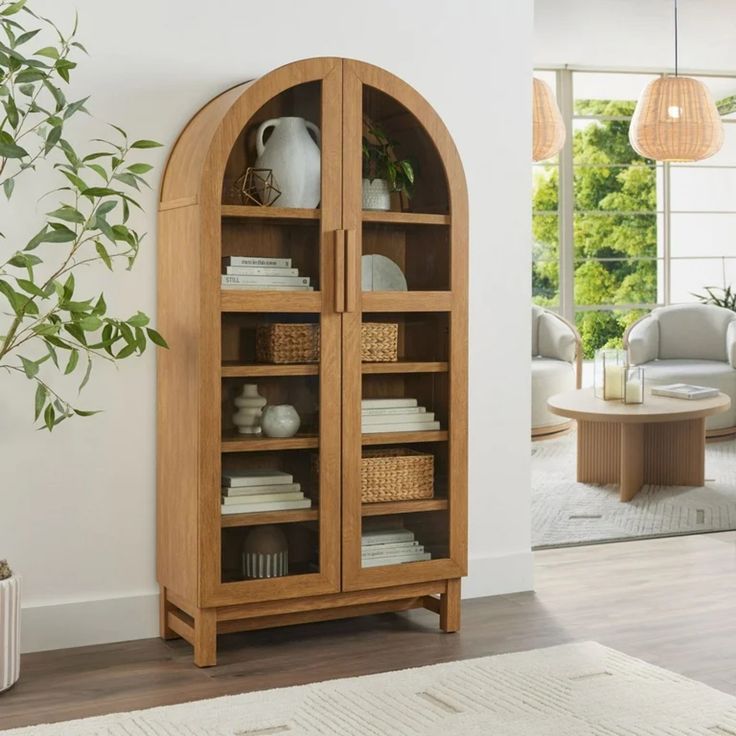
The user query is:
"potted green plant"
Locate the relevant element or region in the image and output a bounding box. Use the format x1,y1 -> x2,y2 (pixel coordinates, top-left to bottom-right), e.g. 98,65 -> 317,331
0,0 -> 165,689
693,285 -> 736,312
362,121 -> 415,211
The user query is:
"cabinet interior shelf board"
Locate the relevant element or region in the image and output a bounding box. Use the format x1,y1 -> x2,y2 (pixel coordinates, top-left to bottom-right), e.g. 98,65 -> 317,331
221,291 -> 322,313
361,292 -> 452,313
361,361 -> 448,374
361,430 -> 449,445
222,362 -> 320,377
221,205 -> 320,221
362,211 -> 450,226
221,509 -> 319,527
361,499 -> 449,516
221,434 -> 319,452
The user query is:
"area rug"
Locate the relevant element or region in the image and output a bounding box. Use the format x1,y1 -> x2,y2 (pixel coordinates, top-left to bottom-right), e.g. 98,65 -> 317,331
4,642 -> 736,735
533,430 -> 736,548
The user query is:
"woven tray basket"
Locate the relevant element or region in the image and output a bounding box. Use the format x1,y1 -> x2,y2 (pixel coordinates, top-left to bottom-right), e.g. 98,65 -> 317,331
361,448 -> 434,503
256,323 -> 398,364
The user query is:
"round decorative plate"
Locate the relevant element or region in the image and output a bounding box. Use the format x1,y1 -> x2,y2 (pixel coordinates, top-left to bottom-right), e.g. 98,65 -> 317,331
361,254 -> 408,291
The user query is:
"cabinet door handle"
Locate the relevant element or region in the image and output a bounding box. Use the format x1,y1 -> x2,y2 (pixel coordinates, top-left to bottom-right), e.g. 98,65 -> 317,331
334,230 -> 346,313
345,229 -> 358,313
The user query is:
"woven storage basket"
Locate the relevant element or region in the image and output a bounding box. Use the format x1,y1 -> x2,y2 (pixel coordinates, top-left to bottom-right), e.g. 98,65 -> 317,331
361,323 -> 398,362
256,323 -> 320,364
361,448 -> 434,503
256,323 -> 398,363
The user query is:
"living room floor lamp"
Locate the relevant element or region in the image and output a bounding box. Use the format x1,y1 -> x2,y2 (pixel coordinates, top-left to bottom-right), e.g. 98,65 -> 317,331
629,0 -> 724,162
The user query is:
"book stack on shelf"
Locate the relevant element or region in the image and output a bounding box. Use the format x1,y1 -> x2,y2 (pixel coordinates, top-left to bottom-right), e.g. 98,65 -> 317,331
361,398 -> 440,434
361,528 -> 432,568
221,256 -> 313,291
222,470 -> 312,515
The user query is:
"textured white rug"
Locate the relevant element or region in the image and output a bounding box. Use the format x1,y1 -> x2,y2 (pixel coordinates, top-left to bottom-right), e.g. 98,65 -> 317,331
533,430 -> 736,548
4,642 -> 736,735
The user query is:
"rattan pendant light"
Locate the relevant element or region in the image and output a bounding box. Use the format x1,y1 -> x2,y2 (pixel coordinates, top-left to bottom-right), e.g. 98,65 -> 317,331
629,0 -> 724,162
532,77 -> 566,161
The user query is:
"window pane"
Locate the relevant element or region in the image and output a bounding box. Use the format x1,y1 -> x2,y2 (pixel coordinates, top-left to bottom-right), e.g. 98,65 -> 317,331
670,213 -> 736,258
575,308 -> 650,359
670,257 -> 736,303
670,166 -> 736,212
572,72 -> 659,106
574,258 -> 658,307
574,213 -> 658,259
533,211 -> 559,308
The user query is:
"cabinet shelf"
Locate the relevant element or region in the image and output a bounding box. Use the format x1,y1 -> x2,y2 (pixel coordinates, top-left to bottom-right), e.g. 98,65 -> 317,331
222,362 -> 319,377
222,205 -> 320,222
361,499 -> 448,517
361,361 -> 448,374
221,508 -> 319,527
221,433 -> 319,452
221,290 -> 321,313
362,430 -> 449,445
361,292 -> 452,312
362,210 -> 450,226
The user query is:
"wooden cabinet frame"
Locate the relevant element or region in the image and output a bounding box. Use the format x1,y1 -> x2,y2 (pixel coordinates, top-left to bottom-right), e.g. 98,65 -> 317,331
158,58 -> 468,666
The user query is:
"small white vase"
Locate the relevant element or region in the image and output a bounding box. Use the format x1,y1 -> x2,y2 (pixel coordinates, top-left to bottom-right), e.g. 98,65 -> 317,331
0,574 -> 21,692
255,117 -> 321,208
261,405 -> 301,438
233,384 -> 267,435
362,178 -> 391,211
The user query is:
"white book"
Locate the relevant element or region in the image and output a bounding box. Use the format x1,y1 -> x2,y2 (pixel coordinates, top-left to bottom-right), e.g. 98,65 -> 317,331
221,498 -> 312,515
222,470 -> 293,488
221,491 -> 304,505
362,529 -> 415,546
361,406 -> 427,417
362,544 -> 424,558
361,412 -> 435,426
225,266 -> 299,276
221,283 -> 314,291
362,552 -> 432,567
361,398 -> 418,409
223,482 -> 301,497
362,421 -> 441,433
651,383 -> 720,400
361,539 -> 420,552
222,274 -> 310,286
225,256 -> 292,268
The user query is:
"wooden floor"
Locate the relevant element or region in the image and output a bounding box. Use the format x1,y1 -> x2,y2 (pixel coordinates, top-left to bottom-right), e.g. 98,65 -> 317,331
2,531 -> 735,730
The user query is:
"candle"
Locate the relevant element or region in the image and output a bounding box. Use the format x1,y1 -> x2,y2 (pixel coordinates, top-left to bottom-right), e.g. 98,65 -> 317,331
625,378 -> 643,404
604,364 -> 625,400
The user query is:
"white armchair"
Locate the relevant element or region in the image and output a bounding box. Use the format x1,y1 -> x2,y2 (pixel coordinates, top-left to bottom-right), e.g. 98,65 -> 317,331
625,303 -> 736,436
531,306 -> 582,437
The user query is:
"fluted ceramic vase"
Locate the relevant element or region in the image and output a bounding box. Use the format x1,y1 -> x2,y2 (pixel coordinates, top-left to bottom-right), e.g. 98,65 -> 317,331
0,574 -> 20,692
254,117 -> 321,208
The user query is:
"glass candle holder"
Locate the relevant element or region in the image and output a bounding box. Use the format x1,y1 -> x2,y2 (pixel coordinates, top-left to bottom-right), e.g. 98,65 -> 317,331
594,348 -> 626,401
624,366 -> 645,405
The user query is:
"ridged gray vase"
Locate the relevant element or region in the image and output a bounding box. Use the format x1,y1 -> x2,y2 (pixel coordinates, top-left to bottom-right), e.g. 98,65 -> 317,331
0,575 -> 21,692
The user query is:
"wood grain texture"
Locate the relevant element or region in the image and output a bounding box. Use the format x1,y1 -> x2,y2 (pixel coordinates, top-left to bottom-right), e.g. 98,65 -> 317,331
5,533 -> 736,731
619,423 -> 645,502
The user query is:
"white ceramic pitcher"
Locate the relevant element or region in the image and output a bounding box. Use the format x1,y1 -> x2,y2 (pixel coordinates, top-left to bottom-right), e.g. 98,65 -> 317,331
254,117 -> 321,208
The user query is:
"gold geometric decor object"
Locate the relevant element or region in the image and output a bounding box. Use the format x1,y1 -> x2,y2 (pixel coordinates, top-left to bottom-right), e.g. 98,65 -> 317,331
233,167 -> 282,206
532,77 -> 566,162
629,76 -> 724,162
629,0 -> 724,162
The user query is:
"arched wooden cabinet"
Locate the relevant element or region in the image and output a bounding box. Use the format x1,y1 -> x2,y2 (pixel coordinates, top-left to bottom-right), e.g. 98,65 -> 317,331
157,58 -> 468,666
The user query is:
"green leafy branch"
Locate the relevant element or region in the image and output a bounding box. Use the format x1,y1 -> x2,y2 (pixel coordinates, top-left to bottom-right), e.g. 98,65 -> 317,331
362,119 -> 416,200
0,0 -> 166,430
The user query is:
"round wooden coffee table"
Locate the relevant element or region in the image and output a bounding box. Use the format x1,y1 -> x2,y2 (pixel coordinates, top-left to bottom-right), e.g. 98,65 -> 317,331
547,388 -> 731,502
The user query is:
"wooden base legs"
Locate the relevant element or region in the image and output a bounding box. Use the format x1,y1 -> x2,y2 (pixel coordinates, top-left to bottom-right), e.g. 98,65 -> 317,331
193,608 -> 217,668
158,587 -> 179,641
439,579 -> 461,632
577,418 -> 707,502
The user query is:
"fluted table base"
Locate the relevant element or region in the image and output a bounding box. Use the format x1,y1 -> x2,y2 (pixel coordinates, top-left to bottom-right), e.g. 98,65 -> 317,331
576,418 -> 706,502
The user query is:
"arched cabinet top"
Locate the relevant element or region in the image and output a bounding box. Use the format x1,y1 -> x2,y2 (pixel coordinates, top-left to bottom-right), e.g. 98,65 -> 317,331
159,57 -> 467,221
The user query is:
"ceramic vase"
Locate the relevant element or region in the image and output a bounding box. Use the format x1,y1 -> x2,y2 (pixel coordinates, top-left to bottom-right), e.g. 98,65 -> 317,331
261,404 -> 301,438
0,574 -> 20,692
362,178 -> 391,211
232,384 -> 267,435
254,117 -> 321,208
242,525 -> 288,579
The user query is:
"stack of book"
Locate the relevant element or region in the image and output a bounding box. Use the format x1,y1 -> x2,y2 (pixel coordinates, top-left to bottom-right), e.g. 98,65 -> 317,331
221,469 -> 312,515
361,528 -> 431,567
361,398 -> 440,433
651,383 -> 720,400
221,256 -> 313,291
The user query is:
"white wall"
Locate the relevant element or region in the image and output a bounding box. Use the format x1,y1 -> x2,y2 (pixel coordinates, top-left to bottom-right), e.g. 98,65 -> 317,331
0,0 -> 533,652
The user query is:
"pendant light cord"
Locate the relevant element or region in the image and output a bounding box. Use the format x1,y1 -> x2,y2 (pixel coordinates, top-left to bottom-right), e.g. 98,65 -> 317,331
674,0 -> 679,76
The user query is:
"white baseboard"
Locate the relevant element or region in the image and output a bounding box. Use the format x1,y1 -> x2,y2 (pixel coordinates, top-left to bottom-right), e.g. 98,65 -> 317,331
20,552 -> 534,653
21,593 -> 159,654
462,551 -> 535,599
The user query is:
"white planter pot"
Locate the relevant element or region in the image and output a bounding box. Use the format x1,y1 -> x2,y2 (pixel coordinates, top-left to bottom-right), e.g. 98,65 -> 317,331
261,404 -> 301,438
362,178 -> 392,211
254,117 -> 321,208
0,575 -> 21,692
